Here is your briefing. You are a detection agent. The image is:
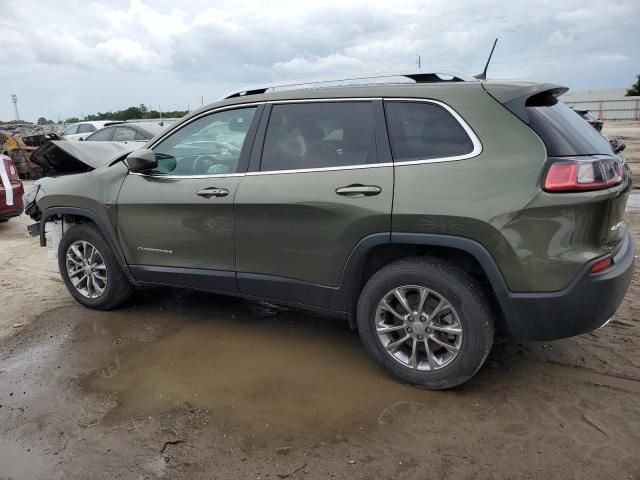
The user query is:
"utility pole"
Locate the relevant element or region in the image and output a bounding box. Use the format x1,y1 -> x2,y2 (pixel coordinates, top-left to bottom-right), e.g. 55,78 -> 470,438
11,94 -> 20,121
201,96 -> 204,106
416,55 -> 421,70
158,105 -> 162,120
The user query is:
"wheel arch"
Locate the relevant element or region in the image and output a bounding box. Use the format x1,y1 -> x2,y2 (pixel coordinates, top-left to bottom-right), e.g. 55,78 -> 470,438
40,207 -> 137,284
336,232 -> 512,329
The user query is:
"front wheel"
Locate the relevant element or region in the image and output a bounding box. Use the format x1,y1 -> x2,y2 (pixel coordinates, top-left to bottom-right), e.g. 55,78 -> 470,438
58,223 -> 134,310
357,256 -> 494,389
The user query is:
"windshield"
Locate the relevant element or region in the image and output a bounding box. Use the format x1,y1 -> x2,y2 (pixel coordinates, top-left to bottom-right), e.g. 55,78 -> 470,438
526,102 -> 613,156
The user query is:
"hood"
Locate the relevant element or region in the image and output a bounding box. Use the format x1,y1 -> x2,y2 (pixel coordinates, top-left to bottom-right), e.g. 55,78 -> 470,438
31,140 -> 144,176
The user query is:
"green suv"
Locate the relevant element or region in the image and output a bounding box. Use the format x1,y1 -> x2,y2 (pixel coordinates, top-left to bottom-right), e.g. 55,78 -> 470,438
24,71 -> 635,389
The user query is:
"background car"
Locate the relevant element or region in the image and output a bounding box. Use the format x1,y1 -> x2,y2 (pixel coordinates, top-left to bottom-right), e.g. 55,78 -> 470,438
84,121 -> 173,142
60,121 -> 111,141
0,155 -> 24,222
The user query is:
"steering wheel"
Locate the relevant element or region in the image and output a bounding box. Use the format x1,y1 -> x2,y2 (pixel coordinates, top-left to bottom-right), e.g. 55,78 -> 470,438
192,155 -> 216,174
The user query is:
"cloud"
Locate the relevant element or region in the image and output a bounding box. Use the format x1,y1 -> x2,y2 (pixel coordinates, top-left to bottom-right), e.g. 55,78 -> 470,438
1,0 -> 639,121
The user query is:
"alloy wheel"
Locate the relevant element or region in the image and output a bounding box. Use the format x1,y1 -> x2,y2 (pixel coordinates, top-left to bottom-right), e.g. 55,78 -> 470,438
65,240 -> 108,299
375,285 -> 463,371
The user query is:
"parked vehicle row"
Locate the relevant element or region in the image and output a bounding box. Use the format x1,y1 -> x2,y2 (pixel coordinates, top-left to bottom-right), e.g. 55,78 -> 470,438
61,120 -> 173,142
21,71 -> 636,388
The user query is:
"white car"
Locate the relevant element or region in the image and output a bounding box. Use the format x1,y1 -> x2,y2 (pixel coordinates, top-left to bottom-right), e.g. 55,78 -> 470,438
60,121 -> 112,141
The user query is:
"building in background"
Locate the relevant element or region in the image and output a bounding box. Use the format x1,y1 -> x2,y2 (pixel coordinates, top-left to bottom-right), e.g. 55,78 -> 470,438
563,89 -> 640,121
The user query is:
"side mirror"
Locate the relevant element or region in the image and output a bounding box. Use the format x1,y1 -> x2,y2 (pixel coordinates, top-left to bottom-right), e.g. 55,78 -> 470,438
126,149 -> 157,172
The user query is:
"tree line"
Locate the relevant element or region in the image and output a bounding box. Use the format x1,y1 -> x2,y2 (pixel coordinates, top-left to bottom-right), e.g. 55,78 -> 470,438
37,104 -> 189,125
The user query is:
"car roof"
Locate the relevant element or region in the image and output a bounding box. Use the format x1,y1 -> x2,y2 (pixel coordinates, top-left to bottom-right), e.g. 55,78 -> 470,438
182,79 -> 556,124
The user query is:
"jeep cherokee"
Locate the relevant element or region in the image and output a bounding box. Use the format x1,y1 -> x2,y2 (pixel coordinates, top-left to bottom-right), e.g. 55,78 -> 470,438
23,70 -> 635,389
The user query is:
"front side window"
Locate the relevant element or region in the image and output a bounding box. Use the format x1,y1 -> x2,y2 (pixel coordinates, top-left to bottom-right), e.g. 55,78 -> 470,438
151,107 -> 257,176
261,102 -> 377,172
63,125 -> 78,135
77,124 -> 96,134
385,101 -> 475,161
86,127 -> 114,141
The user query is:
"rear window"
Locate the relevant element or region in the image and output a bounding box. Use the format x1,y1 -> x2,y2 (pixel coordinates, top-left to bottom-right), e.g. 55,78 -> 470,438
385,101 -> 475,161
526,102 -> 613,156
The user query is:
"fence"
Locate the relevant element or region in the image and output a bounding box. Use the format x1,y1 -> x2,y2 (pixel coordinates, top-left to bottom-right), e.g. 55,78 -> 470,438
563,96 -> 640,121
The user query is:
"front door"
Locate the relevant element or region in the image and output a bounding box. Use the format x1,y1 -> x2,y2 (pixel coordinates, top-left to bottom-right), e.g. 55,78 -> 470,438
117,106 -> 261,286
234,100 -> 393,305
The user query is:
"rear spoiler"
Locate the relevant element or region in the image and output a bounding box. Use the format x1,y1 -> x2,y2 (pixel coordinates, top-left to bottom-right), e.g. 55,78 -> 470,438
482,82 -> 569,123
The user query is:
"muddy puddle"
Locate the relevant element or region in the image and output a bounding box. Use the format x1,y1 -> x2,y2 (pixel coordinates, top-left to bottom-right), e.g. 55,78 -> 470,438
75,289 -> 461,440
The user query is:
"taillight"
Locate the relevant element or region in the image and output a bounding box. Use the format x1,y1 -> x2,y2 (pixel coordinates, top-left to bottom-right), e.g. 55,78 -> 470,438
543,157 -> 623,192
7,161 -> 20,182
589,256 -> 613,274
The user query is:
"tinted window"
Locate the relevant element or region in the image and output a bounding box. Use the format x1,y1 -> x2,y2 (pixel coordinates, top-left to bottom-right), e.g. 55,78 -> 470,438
63,125 -> 78,135
134,131 -> 148,140
113,127 -> 137,141
152,107 -> 256,176
261,102 -> 377,172
527,102 -> 613,156
86,127 -> 114,141
385,101 -> 474,161
77,124 -> 96,134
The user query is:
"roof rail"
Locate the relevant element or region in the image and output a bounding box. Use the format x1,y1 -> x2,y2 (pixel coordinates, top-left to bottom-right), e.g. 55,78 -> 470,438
221,69 -> 476,100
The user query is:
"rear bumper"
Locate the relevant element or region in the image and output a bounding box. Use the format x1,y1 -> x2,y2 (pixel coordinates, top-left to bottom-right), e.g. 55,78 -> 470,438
500,232 -> 635,341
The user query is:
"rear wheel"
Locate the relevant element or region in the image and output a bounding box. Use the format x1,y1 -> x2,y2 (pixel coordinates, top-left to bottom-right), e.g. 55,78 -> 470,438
58,223 -> 134,310
357,256 -> 494,389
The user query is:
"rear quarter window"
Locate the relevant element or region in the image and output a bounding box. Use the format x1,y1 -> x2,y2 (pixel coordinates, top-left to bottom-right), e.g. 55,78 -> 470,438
384,101 -> 475,161
526,102 -> 613,156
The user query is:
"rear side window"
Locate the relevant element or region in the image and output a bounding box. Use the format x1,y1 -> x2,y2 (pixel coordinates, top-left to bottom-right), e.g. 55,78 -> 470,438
526,102 -> 613,156
385,101 -> 474,161
261,102 -> 377,172
63,125 -> 78,135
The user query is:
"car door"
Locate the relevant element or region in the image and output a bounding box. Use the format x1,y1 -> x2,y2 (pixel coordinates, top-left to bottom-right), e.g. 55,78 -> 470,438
117,105 -> 262,290
234,99 -> 393,307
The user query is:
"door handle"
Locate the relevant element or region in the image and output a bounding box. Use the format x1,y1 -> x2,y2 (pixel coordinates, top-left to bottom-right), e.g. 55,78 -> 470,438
335,184 -> 382,198
196,187 -> 229,198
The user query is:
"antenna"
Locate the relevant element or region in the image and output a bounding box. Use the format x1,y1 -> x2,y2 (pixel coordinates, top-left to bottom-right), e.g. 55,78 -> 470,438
473,38 -> 498,81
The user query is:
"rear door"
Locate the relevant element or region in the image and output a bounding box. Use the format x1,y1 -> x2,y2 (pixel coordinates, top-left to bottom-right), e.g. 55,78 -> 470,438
117,105 -> 262,285
234,99 -> 393,306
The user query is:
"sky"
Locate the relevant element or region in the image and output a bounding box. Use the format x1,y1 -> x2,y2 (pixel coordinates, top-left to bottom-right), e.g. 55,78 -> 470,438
1,0 -> 638,122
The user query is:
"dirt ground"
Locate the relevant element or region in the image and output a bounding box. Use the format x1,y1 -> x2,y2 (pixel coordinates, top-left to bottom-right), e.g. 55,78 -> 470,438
1,124 -> 640,479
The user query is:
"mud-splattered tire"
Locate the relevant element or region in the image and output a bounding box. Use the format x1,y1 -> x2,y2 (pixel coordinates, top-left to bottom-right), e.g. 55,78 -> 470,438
58,222 -> 134,310
357,256 -> 494,389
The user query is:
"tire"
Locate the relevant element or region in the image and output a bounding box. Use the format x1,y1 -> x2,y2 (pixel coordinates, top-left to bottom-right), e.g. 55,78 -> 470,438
58,222 -> 134,310
357,256 -> 494,389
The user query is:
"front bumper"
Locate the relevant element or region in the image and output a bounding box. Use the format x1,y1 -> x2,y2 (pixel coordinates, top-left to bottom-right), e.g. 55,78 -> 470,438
501,232 -> 636,341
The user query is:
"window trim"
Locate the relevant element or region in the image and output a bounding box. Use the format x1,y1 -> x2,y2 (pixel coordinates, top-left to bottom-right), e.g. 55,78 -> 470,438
133,97 -> 481,179
383,98 -> 482,167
